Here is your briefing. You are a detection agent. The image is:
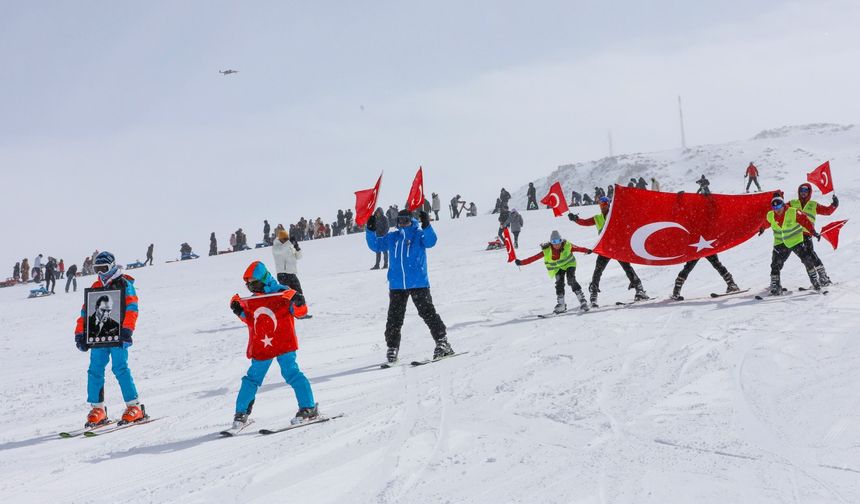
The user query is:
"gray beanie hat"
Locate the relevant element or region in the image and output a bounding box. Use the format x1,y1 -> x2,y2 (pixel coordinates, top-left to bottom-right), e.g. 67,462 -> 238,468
550,230 -> 562,242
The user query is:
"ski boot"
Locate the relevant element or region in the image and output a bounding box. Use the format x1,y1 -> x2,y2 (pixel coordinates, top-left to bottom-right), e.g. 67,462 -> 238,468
85,405 -> 108,428
370,265 -> 380,270
807,268 -> 822,291
386,346 -> 399,364
575,290 -> 589,311
553,295 -> 567,314
768,274 -> 784,296
588,283 -> 600,308
816,266 -> 832,287
433,337 -> 455,360
670,277 -> 684,300
633,282 -> 649,301
232,412 -> 250,430
291,403 -> 320,425
725,279 -> 740,293
119,403 -> 146,425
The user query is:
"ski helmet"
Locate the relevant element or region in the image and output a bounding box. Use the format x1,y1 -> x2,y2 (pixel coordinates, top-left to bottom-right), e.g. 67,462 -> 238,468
550,230 -> 563,244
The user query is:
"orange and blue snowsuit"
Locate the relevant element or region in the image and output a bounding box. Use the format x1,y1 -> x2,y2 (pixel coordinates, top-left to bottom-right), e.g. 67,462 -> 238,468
74,273 -> 139,405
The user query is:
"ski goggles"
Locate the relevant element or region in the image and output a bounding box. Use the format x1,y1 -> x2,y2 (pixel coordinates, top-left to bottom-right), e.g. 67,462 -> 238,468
799,187 -> 810,193
93,263 -> 113,274
771,200 -> 784,209
550,238 -> 563,245
245,280 -> 266,292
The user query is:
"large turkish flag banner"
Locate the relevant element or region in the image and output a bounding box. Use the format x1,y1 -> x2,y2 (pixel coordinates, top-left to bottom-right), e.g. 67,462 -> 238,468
593,185 -> 773,265
238,293 -> 299,360
354,173 -> 383,225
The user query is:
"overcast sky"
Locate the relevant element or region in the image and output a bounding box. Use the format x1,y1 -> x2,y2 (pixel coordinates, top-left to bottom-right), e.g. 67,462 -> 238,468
2,0 -> 860,270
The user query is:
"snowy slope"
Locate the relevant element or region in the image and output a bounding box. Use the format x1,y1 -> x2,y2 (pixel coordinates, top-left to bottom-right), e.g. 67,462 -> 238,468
1,125 -> 859,504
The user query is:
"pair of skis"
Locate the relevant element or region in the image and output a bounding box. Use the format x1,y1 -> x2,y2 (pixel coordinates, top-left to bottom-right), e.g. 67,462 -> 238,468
379,351 -> 469,369
670,289 -> 751,302
219,414 -> 344,437
58,416 -> 158,438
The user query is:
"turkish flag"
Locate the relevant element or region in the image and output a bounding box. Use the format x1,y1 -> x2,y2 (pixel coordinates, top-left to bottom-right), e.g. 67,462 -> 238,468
406,167 -> 425,212
502,227 -> 517,263
820,220 -> 848,250
237,293 -> 299,361
593,185 -> 773,265
540,181 -> 569,217
354,173 -> 383,226
807,161 -> 834,195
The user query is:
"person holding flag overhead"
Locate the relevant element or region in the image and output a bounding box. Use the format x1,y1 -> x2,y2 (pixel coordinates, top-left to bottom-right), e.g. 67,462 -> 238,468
568,196 -> 648,306
516,230 -> 592,313
789,182 -> 838,286
759,193 -> 822,295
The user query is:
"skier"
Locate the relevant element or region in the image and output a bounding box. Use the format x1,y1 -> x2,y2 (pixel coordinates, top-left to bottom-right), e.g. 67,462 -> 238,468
788,183 -> 838,286
669,254 -> 739,300
74,252 -> 145,427
272,229 -> 304,294
695,175 -> 711,195
145,244 -> 154,266
568,196 -> 649,306
228,261 -> 316,429
65,263 -> 78,293
431,193 -> 441,220
365,209 -> 454,364
759,193 -> 822,294
744,162 -> 761,192
369,208 -> 389,270
209,232 -> 218,256
526,182 -> 538,210
515,230 -> 592,313
44,257 -> 57,294
504,208 -> 524,248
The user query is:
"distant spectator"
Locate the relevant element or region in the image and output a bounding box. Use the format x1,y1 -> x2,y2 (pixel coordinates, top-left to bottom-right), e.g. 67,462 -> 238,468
526,182 -> 538,210
628,178 -> 636,188
13,262 -> 21,282
450,195 -> 463,218
696,174 -> 711,195
370,208 -> 389,270
263,220 -> 271,245
65,263 -> 78,293
34,254 -> 43,277
504,209 -> 524,248
650,178 -> 661,192
145,243 -> 154,266
21,258 -> 30,282
58,259 -> 65,278
272,229 -> 304,295
583,194 -> 595,205
636,177 -> 648,189
230,232 -> 237,251
467,202 -> 477,217
607,185 -> 615,199
180,242 -> 199,260
570,191 -> 582,206
745,162 -> 761,192
431,193 -> 441,220
44,257 -> 56,294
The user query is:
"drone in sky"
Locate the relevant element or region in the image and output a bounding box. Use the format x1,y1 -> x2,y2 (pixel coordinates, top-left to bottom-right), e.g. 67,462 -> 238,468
219,69 -> 238,75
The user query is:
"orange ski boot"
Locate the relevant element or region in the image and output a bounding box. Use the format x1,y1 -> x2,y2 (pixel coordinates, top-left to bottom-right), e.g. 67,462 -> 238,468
86,406 -> 108,428
119,403 -> 146,425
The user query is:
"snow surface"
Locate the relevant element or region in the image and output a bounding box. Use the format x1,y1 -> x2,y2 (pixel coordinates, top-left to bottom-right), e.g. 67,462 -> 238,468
1,124 -> 859,504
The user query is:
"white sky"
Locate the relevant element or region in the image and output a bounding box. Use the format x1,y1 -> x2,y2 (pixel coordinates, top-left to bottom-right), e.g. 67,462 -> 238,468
2,0 -> 860,270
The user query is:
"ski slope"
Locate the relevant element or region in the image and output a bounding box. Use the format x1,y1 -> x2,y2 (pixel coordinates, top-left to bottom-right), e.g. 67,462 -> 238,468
1,126 -> 859,504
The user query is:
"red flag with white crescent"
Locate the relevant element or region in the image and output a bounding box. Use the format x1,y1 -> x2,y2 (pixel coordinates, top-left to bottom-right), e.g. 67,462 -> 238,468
807,161 -> 834,195
502,227 -> 517,263
237,293 -> 298,360
539,181 -> 569,217
406,167 -> 425,212
354,173 -> 383,225
593,185 -> 773,265
820,220 -> 848,250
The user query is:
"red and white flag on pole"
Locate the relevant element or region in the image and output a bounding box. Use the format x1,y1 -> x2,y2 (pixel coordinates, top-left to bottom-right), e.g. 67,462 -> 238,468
354,173 -> 383,225
593,186 -> 773,265
820,220 -> 848,250
502,227 -> 517,263
807,161 -> 834,195
406,166 -> 425,212
540,181 -> 569,217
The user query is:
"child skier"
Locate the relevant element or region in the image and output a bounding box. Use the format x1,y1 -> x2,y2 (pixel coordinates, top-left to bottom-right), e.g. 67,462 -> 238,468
74,251 -> 145,427
228,261 -> 316,430
516,230 -> 593,313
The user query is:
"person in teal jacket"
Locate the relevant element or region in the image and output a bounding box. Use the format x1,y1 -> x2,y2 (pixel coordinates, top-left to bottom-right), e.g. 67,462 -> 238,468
366,209 -> 454,365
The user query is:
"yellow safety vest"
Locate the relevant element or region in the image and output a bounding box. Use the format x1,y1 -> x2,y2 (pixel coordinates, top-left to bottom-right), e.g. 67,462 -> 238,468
767,207 -> 804,248
593,213 -> 606,234
788,199 -> 819,226
543,242 -> 577,278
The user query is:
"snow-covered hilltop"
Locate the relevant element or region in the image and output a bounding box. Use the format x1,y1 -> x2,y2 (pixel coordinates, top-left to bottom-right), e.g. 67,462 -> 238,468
513,123 -> 859,204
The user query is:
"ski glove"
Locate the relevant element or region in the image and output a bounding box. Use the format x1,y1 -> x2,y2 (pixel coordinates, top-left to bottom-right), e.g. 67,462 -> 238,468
290,237 -> 301,251
290,291 -> 306,308
832,195 -> 839,207
366,214 -> 377,232
120,328 -> 133,349
515,259 -> 522,266
567,213 -> 579,222
585,249 -> 593,254
230,299 -> 243,317
75,333 -> 88,352
419,211 -> 431,229
813,231 -> 821,241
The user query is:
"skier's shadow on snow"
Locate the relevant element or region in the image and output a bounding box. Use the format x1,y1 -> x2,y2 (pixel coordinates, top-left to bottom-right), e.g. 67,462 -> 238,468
85,433 -> 220,462
0,433 -> 57,453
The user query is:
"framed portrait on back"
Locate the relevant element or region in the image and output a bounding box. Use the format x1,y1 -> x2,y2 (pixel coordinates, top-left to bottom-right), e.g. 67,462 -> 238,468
84,287 -> 125,347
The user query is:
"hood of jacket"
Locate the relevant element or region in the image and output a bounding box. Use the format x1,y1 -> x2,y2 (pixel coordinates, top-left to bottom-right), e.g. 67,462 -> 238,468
243,261 -> 284,293
798,183 -> 813,205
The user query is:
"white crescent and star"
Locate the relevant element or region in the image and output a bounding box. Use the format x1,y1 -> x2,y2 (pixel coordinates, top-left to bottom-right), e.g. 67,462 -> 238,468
629,222 -> 716,261
821,171 -> 829,188
547,193 -> 560,208
253,306 -> 277,347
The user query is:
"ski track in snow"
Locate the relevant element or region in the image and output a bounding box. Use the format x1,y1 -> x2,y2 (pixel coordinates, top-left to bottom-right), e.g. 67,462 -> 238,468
1,124 -> 860,503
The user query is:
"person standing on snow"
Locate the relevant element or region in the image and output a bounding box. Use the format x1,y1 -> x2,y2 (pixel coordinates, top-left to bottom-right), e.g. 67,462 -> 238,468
788,183 -> 838,286
272,229 -> 305,295
504,208 -> 524,248
650,178 -> 660,192
526,182 -> 538,210
21,258 -> 30,282
365,209 -> 454,365
744,162 -> 761,192
44,257 -> 57,294
74,252 -> 146,428
227,261 -> 316,430
670,254 -> 740,300
450,195 -> 462,218
568,196 -> 649,306
144,244 -> 154,266
431,193 -> 441,220
58,259 -> 65,279
263,220 -> 271,246
13,262 -> 20,282
759,193 -> 822,295
65,263 -> 78,293
516,230 -> 593,313
370,208 -> 389,270
209,232 -> 218,256
696,175 -> 711,195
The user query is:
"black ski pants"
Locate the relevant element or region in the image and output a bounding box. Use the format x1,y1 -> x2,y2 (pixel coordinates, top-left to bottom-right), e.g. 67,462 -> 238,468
590,254 -> 640,291
526,197 -> 538,210
65,275 -> 77,293
746,176 -> 761,192
771,242 -> 817,276
675,254 -> 732,286
45,273 -> 55,293
374,250 -> 389,268
801,235 -> 825,268
385,288 -> 446,349
555,267 -> 582,296
276,273 -> 304,295
144,255 -> 153,266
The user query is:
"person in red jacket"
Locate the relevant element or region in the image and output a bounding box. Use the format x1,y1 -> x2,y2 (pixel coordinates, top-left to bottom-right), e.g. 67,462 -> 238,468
516,230 -> 592,313
789,183 -> 838,286
745,162 -> 761,192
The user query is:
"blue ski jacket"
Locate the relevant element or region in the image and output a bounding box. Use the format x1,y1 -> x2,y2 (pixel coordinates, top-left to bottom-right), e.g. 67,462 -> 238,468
365,219 -> 437,290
